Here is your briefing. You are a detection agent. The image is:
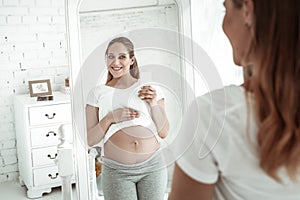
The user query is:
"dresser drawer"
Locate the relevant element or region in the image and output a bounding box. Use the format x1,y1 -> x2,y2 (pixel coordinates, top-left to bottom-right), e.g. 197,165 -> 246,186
32,146 -> 58,167
29,104 -> 71,126
33,166 -> 61,186
30,125 -> 60,147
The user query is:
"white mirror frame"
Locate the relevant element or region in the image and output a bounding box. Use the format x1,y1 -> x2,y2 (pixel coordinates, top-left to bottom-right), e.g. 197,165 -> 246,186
64,0 -> 194,199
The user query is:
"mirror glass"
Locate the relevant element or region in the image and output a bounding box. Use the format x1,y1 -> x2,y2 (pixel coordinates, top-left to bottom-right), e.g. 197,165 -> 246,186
78,0 -> 186,137
73,0 -> 193,198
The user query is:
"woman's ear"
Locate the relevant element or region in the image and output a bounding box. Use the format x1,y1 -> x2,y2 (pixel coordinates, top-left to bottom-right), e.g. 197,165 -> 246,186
242,0 -> 254,28
131,56 -> 135,65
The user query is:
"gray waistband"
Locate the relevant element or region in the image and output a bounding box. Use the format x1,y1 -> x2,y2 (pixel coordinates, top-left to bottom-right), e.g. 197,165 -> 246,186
101,150 -> 166,174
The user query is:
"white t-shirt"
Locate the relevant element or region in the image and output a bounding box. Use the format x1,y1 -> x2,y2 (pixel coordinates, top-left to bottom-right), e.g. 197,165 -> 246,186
86,80 -> 165,146
177,85 -> 300,200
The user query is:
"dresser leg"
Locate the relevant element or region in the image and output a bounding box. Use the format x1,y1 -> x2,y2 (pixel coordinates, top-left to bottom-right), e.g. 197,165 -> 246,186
19,176 -> 25,186
27,188 -> 52,198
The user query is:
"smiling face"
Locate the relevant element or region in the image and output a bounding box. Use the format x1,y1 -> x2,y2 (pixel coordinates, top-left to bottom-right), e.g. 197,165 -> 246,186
222,0 -> 254,66
106,42 -> 134,79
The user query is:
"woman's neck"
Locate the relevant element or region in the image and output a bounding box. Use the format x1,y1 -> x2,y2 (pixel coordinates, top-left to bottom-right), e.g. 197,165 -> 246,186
108,74 -> 138,89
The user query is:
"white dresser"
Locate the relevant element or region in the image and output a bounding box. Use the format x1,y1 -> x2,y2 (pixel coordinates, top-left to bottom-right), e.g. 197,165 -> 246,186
14,92 -> 74,198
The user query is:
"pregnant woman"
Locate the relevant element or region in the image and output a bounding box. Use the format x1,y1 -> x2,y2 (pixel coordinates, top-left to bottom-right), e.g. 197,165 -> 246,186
86,37 -> 169,200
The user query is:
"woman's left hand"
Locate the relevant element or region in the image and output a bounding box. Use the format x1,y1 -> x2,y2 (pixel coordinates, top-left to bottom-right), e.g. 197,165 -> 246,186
138,85 -> 158,106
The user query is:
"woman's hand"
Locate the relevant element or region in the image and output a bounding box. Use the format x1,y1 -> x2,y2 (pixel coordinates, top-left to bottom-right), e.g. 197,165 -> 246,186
138,85 -> 169,138
138,85 -> 158,106
109,108 -> 139,123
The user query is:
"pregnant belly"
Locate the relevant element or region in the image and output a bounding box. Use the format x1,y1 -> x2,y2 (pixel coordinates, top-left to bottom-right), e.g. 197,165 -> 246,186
104,126 -> 160,164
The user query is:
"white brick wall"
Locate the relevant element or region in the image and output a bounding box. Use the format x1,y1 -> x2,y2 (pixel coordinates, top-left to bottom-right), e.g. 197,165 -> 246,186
0,139 -> 18,181
0,0 -> 69,182
3,0 -> 19,6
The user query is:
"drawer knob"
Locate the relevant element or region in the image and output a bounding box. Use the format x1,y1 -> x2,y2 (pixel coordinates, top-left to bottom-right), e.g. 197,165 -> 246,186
46,131 -> 57,137
47,153 -> 58,159
48,173 -> 59,179
45,113 -> 56,119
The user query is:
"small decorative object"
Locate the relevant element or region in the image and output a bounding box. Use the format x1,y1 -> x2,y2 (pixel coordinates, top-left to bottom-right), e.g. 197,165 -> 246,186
61,77 -> 70,95
28,79 -> 52,97
65,77 -> 69,87
95,161 -> 102,177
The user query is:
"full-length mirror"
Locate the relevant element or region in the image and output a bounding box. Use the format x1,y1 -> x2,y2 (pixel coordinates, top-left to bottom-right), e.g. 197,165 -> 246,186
66,0 -> 197,199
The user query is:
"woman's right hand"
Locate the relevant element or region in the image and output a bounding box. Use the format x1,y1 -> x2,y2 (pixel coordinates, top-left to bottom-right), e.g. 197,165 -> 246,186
108,108 -> 139,123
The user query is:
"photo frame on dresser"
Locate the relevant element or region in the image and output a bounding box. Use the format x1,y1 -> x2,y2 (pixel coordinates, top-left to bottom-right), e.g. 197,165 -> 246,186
28,79 -> 52,97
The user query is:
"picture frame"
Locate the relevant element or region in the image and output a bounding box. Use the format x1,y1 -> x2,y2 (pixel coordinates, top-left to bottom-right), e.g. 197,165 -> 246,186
28,79 -> 52,97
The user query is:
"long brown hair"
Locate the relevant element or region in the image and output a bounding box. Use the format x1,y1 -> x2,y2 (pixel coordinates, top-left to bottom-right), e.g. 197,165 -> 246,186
105,37 -> 140,84
234,0 -> 300,181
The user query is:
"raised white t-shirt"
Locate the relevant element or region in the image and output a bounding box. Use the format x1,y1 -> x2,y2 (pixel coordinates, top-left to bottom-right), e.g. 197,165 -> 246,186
176,85 -> 300,200
86,80 -> 165,147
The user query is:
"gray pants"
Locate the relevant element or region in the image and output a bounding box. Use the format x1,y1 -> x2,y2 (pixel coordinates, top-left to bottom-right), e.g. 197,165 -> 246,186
101,151 -> 167,200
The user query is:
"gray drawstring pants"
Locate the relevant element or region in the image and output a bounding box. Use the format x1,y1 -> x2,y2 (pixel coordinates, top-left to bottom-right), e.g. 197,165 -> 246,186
101,151 -> 167,200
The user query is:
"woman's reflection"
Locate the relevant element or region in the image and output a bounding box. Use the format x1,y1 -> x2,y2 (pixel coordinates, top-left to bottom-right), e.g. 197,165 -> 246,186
85,37 -> 169,200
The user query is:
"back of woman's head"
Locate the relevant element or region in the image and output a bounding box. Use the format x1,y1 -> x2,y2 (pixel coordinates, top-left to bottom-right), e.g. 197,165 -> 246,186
235,0 -> 300,181
105,37 -> 140,83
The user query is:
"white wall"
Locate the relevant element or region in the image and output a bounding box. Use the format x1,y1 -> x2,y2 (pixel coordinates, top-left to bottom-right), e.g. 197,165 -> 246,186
0,0 -> 68,182
191,0 -> 243,96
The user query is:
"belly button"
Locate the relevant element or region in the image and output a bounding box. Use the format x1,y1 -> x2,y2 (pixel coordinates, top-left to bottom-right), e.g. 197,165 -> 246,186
133,140 -> 139,146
